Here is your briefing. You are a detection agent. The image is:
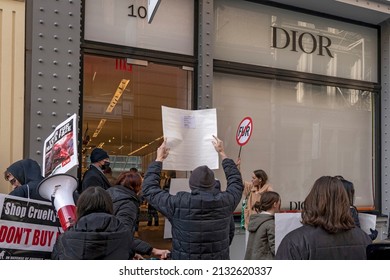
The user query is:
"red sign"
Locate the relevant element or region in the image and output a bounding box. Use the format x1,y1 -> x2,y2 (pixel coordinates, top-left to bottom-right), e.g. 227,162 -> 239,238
236,117 -> 253,146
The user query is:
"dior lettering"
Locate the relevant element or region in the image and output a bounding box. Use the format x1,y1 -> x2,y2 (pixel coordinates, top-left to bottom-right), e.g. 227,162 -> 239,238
271,26 -> 334,58
289,201 -> 304,210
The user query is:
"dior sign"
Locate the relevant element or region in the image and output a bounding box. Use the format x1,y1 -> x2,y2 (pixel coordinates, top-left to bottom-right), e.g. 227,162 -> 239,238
271,26 -> 334,58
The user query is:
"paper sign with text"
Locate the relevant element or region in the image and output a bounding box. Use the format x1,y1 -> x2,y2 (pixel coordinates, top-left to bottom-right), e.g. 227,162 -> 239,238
162,106 -> 218,171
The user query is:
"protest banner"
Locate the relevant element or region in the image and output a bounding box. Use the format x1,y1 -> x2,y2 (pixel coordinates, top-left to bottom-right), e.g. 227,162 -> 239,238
0,194 -> 62,260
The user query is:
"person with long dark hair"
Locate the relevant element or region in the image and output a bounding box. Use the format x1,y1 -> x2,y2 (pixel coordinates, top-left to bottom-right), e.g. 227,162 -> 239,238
241,169 -> 273,230
276,176 -> 371,260
52,186 -> 134,259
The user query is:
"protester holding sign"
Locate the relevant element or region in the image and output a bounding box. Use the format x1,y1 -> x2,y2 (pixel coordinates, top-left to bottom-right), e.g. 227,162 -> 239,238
237,160 -> 273,246
241,168 -> 273,230
142,136 -> 243,260
4,159 -> 47,201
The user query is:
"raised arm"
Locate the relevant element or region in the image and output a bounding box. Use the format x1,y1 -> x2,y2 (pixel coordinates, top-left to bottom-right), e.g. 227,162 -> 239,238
212,135 -> 244,210
142,138 -> 174,218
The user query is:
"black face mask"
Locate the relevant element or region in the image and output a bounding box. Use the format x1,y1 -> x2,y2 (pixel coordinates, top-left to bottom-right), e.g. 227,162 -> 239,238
101,161 -> 110,170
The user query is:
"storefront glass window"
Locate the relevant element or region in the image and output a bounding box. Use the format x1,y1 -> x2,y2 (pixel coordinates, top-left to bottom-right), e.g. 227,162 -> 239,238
82,54 -> 191,174
213,72 -> 374,210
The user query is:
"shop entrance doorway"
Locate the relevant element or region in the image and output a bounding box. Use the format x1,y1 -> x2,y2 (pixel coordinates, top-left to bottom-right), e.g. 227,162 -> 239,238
82,54 -> 192,174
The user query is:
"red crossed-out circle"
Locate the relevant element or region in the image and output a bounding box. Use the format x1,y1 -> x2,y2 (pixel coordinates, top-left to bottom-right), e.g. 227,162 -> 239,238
236,117 -> 253,146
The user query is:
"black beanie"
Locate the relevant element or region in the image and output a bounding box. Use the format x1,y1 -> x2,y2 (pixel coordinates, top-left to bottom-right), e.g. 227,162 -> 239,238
90,148 -> 109,163
189,165 -> 216,189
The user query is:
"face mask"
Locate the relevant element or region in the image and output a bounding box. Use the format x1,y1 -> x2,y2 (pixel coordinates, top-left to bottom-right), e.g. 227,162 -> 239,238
101,161 -> 110,170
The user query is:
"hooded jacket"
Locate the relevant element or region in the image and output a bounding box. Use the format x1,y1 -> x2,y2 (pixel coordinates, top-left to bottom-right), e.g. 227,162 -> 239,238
106,185 -> 154,255
51,212 -> 134,260
142,158 -> 243,260
7,159 -> 46,201
244,213 -> 275,260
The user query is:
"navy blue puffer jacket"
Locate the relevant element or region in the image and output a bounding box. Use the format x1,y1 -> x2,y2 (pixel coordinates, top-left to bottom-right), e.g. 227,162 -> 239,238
142,158 -> 243,260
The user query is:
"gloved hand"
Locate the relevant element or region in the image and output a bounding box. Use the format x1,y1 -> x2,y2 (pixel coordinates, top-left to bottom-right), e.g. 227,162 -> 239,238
369,228 -> 378,240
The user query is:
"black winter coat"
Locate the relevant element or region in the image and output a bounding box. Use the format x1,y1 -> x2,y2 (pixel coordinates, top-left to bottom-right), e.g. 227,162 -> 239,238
107,185 -> 153,255
142,158 -> 243,260
80,165 -> 112,193
275,224 -> 371,260
7,159 -> 47,201
51,212 -> 134,259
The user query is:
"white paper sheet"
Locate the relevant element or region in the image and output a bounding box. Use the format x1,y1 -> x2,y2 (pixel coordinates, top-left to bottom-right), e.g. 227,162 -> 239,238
162,106 -> 218,171
359,213 -> 377,235
275,213 -> 303,253
163,178 -> 190,239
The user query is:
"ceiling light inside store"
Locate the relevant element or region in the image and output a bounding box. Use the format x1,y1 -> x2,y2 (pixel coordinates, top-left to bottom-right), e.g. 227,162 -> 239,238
93,118 -> 107,137
128,136 -> 164,156
106,79 -> 130,113
97,142 -> 105,148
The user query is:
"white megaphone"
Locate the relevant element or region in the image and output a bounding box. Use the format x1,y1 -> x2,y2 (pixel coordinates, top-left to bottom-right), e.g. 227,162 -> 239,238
38,174 -> 78,231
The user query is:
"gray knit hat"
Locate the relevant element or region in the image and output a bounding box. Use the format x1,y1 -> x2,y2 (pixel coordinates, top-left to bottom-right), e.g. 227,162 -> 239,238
189,165 -> 216,188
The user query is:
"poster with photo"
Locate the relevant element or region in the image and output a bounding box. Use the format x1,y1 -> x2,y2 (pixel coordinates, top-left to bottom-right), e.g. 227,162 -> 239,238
43,114 -> 78,177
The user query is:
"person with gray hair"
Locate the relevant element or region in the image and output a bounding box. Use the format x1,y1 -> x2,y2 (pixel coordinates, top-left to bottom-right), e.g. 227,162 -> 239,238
141,136 -> 244,260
